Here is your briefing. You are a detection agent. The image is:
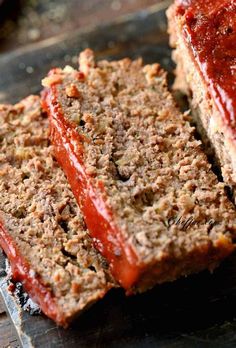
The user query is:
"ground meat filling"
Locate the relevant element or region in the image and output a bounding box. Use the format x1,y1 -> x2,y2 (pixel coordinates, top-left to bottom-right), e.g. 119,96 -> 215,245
53,54 -> 236,266
42,50 -> 236,291
0,96 -> 113,324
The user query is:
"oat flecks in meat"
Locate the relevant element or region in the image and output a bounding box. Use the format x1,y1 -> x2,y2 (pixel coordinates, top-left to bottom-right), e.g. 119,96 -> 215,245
0,95 -> 114,326
43,50 -> 236,292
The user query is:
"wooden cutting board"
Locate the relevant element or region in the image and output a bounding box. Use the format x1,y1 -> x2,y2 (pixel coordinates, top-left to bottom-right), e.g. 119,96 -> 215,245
1,1 -> 236,347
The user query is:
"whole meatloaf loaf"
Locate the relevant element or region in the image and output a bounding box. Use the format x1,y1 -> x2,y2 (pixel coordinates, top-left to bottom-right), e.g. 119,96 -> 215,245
0,95 -> 114,327
42,49 -> 236,292
167,0 -> 236,199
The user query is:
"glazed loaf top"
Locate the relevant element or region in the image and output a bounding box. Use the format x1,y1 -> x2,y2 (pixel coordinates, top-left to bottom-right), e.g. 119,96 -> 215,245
0,95 -> 113,327
175,0 -> 236,134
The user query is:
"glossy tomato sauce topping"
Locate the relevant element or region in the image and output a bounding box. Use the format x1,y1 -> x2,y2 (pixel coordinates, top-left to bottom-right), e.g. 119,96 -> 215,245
43,86 -> 141,291
0,222 -> 68,326
177,0 -> 236,132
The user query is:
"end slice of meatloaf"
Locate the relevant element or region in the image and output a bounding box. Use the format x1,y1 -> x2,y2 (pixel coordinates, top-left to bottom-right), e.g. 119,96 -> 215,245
42,49 -> 236,293
0,95 -> 114,327
167,0 -> 236,200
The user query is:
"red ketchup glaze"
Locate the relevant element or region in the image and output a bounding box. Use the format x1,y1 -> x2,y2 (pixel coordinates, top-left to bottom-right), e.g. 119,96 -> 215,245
177,0 -> 236,133
0,221 -> 68,327
42,83 -> 142,291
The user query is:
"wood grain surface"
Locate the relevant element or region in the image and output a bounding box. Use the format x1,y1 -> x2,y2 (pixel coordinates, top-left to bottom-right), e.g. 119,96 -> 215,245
0,314 -> 20,348
0,297 -> 5,314
0,262 -> 20,348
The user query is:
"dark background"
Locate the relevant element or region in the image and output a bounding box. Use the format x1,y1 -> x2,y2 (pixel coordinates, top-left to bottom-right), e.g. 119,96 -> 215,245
0,0 -> 162,53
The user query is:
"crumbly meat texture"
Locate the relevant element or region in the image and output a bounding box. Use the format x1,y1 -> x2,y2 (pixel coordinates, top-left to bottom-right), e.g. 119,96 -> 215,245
0,96 -> 114,326
42,50 -> 236,291
167,1 -> 236,200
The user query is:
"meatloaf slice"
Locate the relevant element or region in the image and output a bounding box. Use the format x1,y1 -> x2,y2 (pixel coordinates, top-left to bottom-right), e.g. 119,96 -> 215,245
167,0 -> 236,199
42,49 -> 236,292
0,95 -> 114,327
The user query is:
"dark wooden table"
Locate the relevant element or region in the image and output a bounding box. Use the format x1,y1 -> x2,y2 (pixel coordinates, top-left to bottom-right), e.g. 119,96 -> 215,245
0,297 -> 19,348
0,1 -> 163,347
